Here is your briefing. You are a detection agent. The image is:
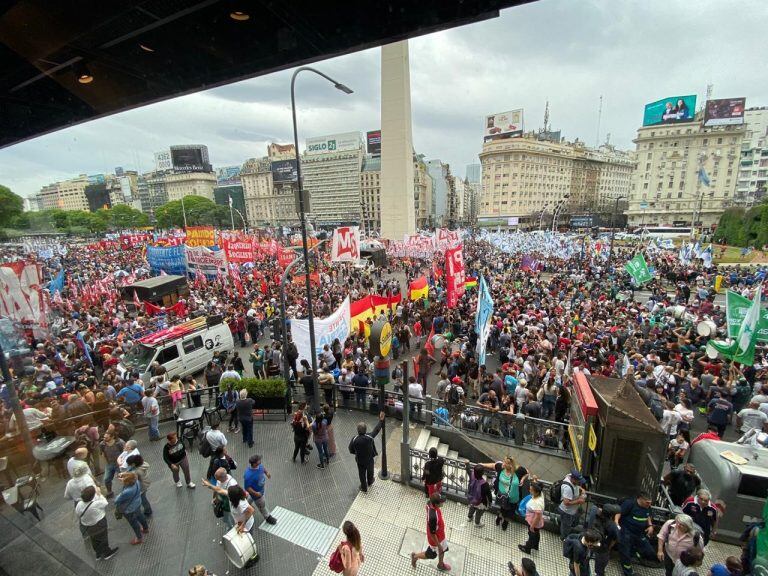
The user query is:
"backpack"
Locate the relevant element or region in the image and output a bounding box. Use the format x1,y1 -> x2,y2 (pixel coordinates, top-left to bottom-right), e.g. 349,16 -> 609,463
549,480 -> 573,506
518,494 -> 532,517
649,395 -> 664,420
468,474 -> 485,505
198,430 -> 212,458
448,384 -> 461,405
328,542 -> 349,573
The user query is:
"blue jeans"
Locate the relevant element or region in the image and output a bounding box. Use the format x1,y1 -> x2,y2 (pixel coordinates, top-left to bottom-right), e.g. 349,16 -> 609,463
148,415 -> 159,440
124,509 -> 148,539
315,441 -> 329,465
241,419 -> 253,445
104,463 -> 117,492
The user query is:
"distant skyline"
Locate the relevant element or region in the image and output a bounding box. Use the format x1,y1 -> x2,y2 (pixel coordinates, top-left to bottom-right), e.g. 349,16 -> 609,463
1,0 -> 766,199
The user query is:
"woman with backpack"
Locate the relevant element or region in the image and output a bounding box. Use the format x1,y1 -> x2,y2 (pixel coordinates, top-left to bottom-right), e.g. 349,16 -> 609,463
291,404 -> 311,464
467,465 -> 492,527
328,520 -> 364,575
312,411 -> 330,469
518,481 -> 545,554
657,514 -> 704,576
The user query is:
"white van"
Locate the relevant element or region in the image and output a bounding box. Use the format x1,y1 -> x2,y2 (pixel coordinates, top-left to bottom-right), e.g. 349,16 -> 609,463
118,316 -> 234,384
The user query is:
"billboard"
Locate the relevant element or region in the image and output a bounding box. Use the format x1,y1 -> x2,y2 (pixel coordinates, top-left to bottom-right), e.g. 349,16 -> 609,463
170,145 -> 211,172
305,132 -> 361,155
366,130 -> 381,155
271,159 -> 298,182
484,109 -> 524,140
704,97 -> 746,127
642,95 -> 696,126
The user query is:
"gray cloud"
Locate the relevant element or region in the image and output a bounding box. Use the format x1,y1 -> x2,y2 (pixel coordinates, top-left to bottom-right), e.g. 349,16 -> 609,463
1,0 -> 766,199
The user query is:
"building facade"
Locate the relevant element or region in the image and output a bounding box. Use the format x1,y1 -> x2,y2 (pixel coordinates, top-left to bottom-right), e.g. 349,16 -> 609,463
414,155 -> 433,229
426,160 -> 452,226
735,107 -> 768,207
625,117 -> 746,230
478,135 -> 636,229
38,175 -> 90,211
240,144 -> 300,227
361,155 -> 381,233
301,131 -> 363,226
164,171 -> 216,202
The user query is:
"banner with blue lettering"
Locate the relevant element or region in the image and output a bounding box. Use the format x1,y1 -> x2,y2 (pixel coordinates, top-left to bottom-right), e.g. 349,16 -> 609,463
146,245 -> 186,276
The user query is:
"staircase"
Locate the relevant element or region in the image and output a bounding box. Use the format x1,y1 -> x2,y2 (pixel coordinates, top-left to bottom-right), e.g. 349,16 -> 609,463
411,427 -> 471,488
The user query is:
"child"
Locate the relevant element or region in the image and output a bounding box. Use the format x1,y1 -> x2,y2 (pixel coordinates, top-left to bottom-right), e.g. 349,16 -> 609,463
667,431 -> 689,468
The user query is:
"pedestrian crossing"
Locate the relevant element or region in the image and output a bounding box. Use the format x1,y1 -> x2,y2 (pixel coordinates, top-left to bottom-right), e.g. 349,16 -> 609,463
258,506 -> 338,556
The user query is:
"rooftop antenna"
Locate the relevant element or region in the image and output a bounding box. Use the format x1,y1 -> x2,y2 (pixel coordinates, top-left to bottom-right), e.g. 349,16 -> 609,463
595,95 -> 603,148
543,100 -> 550,133
701,83 -> 713,112
605,132 -> 611,146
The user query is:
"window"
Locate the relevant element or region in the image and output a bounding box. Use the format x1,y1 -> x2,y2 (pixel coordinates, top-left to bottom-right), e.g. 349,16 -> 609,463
157,345 -> 180,365
182,336 -> 204,354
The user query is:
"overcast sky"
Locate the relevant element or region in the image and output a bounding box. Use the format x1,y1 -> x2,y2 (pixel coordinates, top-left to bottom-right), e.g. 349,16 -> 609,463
2,0 -> 766,199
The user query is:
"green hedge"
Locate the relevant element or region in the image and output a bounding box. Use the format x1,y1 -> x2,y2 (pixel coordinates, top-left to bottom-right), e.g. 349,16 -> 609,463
220,377 -> 286,398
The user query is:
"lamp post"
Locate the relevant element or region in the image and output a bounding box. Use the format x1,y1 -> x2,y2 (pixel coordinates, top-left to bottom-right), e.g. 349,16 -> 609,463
537,203 -> 550,231
551,195 -> 570,232
607,195 -> 627,268
290,66 -> 353,413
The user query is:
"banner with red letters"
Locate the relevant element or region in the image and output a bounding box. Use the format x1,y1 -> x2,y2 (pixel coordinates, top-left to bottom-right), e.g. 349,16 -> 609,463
331,226 -> 361,262
119,233 -> 152,249
445,244 -> 465,308
0,261 -> 45,326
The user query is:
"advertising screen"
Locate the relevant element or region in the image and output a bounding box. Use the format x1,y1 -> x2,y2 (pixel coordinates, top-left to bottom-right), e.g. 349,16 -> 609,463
642,95 -> 696,126
704,97 -> 746,126
366,130 -> 381,155
484,109 -> 524,140
171,146 -> 210,172
271,159 -> 298,183
305,132 -> 361,155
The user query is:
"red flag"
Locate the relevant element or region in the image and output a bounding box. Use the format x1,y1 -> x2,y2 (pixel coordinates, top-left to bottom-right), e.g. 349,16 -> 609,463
425,323 -> 436,356
133,290 -> 141,309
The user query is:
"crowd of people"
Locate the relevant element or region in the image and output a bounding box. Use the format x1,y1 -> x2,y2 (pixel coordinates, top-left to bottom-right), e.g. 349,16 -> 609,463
0,230 -> 767,575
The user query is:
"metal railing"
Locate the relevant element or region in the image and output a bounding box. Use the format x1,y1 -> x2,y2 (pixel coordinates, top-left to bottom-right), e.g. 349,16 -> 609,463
409,449 -> 676,527
426,398 -> 571,455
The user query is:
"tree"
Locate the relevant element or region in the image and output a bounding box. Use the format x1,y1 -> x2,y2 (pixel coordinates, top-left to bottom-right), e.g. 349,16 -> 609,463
0,185 -> 24,228
106,204 -> 149,229
714,207 -> 746,246
155,195 -> 229,228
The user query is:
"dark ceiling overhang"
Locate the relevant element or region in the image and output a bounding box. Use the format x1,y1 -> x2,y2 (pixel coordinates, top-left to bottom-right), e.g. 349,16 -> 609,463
0,0 -> 535,149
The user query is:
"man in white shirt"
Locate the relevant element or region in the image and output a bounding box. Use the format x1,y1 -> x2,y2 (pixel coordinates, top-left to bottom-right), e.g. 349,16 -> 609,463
75,485 -> 118,560
408,376 -> 424,419
202,467 -> 238,530
67,447 -> 91,477
737,400 -> 768,434
660,405 -> 683,438
220,364 -> 241,383
116,440 -> 140,471
205,422 -> 228,451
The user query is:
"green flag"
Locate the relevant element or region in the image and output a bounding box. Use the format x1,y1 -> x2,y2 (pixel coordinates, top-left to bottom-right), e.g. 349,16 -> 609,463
710,286 -> 762,366
624,253 -> 653,285
725,289 -> 768,342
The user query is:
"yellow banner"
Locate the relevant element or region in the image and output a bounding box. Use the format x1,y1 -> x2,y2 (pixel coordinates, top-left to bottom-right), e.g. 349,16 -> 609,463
185,226 -> 215,247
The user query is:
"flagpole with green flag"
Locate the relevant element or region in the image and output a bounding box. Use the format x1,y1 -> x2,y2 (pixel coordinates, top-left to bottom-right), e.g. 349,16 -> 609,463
710,286 -> 762,366
624,253 -> 653,285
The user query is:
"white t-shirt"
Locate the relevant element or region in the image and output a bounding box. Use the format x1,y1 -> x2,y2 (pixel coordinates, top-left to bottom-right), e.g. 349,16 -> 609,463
660,410 -> 682,436
206,429 -> 228,449
738,408 -> 768,432
232,498 -> 254,532
408,382 -> 424,402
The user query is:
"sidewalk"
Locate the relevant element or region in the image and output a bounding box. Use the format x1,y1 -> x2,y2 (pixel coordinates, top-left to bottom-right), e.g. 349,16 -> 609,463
312,476 -> 740,576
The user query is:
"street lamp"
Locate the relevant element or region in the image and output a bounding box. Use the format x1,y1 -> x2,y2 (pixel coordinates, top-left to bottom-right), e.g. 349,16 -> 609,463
551,194 -> 570,232
290,66 -> 353,413
607,195 -> 628,268
537,203 -> 550,231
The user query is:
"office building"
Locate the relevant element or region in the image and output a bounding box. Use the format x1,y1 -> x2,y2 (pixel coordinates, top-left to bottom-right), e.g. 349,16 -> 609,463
478,135 -> 636,229
38,175 -> 90,211
735,107 -> 768,207
414,155 -> 433,229
164,171 -> 216,202
466,163 -> 481,184
625,116 -> 746,230
137,172 -> 169,215
426,160 -> 452,226
214,165 -> 246,225
301,131 -> 363,226
240,144 -> 299,226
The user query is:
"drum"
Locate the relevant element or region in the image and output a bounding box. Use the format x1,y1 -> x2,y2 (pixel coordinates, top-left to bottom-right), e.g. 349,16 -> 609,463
672,305 -> 686,319
697,320 -> 717,337
705,342 -> 720,359
431,334 -> 446,350
223,526 -> 259,568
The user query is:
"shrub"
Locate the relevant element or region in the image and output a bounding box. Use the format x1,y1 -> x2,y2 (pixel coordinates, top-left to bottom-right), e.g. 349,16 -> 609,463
220,377 -> 286,398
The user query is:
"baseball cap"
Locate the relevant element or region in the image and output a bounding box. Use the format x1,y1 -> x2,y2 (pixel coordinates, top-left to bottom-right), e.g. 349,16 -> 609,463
708,566 -> 729,576
569,469 -> 586,485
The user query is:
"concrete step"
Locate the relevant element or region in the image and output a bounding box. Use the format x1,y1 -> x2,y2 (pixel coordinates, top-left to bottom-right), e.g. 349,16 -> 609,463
413,428 -> 431,452
426,435 -> 440,453
436,443 -> 449,458
446,449 -> 459,460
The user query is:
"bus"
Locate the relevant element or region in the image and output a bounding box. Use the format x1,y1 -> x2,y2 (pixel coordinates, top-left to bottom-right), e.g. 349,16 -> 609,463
634,226 -> 691,239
